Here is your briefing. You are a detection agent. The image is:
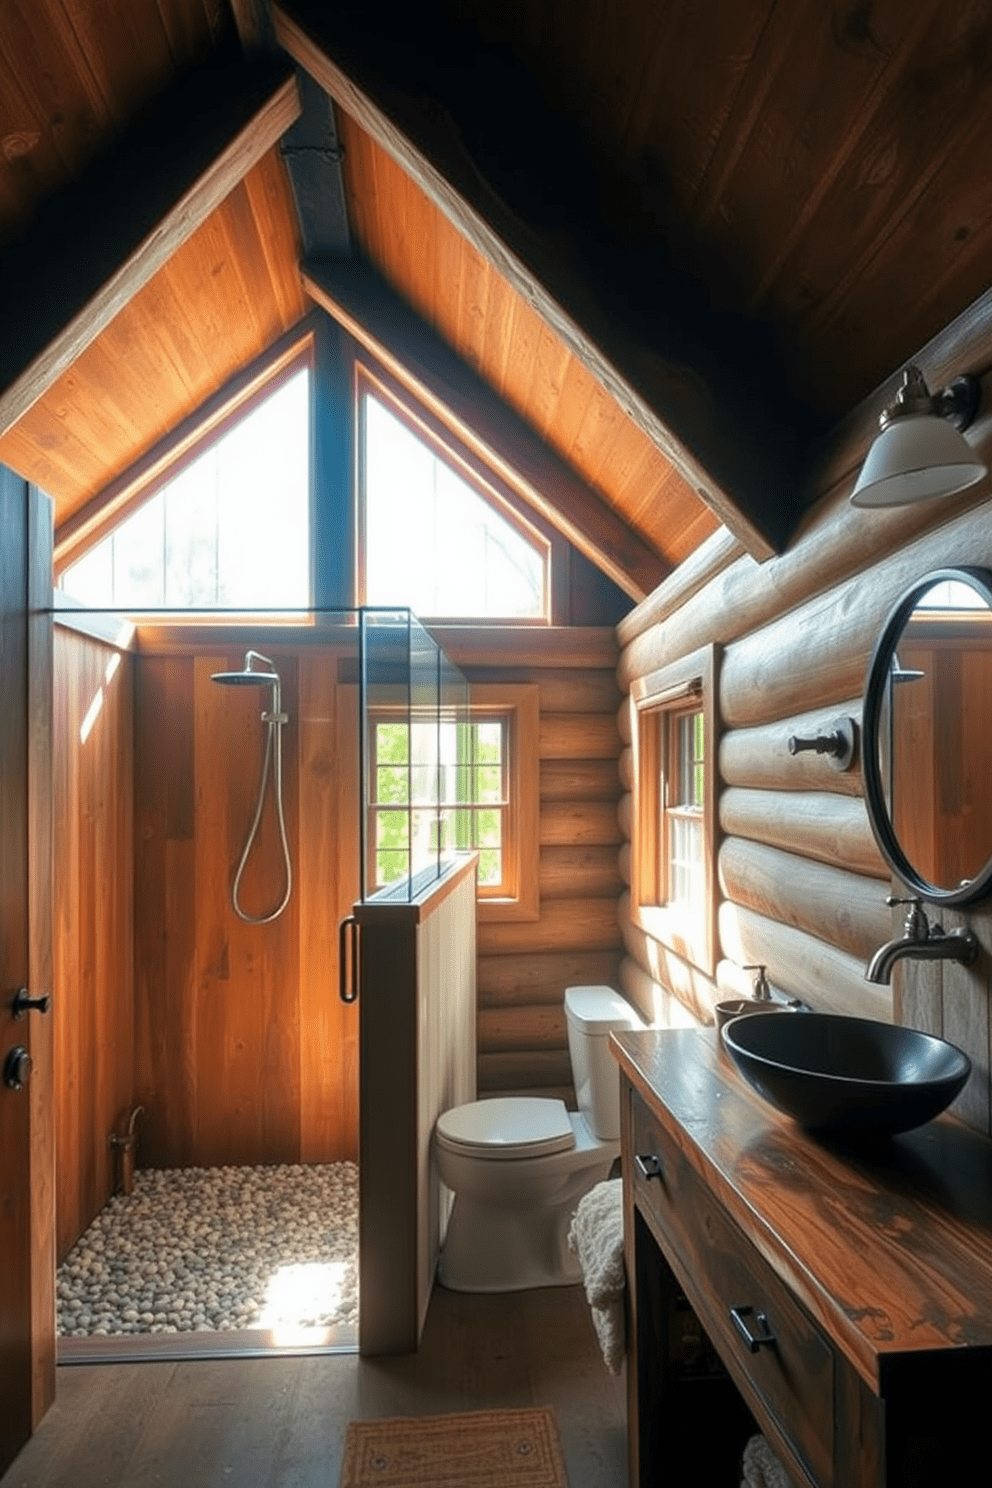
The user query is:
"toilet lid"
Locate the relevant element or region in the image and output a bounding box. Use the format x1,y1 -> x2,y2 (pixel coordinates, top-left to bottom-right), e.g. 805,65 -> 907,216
564,985 -> 641,1033
436,1097 -> 576,1160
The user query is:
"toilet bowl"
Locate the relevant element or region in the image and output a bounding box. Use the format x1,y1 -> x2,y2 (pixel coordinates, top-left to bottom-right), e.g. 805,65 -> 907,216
435,985 -> 642,1292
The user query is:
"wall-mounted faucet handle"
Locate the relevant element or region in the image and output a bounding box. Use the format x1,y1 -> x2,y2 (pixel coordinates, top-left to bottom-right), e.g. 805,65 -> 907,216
787,716 -> 857,771
885,896 -> 928,939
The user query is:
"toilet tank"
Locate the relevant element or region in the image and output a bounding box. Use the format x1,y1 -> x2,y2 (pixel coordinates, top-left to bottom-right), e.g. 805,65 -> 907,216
564,985 -> 642,1141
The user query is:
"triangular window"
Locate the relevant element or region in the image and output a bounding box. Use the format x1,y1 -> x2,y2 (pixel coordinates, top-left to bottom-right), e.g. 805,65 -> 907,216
360,375 -> 549,620
60,362 -> 310,610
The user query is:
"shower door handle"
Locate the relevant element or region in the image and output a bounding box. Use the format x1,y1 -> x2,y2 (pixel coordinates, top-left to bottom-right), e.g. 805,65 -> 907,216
339,916 -> 360,1003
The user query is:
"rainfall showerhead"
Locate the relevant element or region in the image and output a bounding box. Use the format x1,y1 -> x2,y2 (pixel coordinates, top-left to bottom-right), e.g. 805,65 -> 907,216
210,649 -> 280,687
211,670 -> 279,686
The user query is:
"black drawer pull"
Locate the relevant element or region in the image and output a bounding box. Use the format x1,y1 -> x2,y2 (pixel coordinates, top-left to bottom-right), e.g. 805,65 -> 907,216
730,1305 -> 777,1353
635,1152 -> 664,1181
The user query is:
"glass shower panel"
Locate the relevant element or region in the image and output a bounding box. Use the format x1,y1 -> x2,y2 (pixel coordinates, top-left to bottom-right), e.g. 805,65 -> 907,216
359,608 -> 469,902
408,615 -> 441,887
361,608 -> 413,900
439,644 -> 471,859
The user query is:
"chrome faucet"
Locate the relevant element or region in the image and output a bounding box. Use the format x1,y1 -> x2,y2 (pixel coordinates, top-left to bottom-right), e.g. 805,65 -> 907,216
865,896 -> 979,984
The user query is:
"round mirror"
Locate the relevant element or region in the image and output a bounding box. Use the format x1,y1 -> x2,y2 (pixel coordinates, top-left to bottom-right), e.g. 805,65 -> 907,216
863,566 -> 992,904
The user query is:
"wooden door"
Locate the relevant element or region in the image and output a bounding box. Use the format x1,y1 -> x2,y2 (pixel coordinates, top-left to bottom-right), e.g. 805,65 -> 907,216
0,472 -> 55,1475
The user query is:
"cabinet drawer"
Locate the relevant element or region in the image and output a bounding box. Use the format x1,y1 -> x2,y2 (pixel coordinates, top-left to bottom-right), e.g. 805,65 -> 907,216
630,1091 -> 834,1487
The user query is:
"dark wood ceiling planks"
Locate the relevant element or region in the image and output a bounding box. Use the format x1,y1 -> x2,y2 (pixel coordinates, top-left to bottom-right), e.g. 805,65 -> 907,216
0,0 -> 229,247
412,0 -> 992,423
1,0 -> 991,580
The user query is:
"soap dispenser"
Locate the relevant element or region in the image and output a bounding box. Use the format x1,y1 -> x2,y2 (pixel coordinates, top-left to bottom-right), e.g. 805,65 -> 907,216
713,963 -> 790,1037
743,964 -> 771,1001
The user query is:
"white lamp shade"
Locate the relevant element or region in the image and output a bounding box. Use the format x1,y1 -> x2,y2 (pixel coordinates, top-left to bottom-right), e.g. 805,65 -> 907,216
851,413 -> 987,507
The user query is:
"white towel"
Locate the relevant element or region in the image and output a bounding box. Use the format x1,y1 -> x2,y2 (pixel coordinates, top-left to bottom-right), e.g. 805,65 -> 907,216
740,1435 -> 797,1488
568,1179 -> 625,1373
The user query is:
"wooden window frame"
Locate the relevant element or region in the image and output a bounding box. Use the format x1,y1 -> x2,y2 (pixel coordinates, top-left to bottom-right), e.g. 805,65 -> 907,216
630,643 -> 719,976
367,682 -> 539,922
472,683 -> 539,921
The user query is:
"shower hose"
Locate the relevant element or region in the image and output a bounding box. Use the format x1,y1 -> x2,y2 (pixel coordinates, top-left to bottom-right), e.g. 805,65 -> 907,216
233,692 -> 293,924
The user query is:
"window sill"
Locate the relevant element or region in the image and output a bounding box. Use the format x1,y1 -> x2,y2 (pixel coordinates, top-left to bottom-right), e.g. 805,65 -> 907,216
477,896 -> 540,924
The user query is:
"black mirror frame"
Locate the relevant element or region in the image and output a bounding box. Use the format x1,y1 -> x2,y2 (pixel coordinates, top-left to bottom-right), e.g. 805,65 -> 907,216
862,565 -> 992,906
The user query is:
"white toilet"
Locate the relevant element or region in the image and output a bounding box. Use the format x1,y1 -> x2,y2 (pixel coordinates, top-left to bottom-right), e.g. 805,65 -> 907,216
435,985 -> 642,1292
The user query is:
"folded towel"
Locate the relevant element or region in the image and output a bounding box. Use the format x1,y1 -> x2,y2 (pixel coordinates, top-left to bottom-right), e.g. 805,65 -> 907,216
568,1179 -> 625,1373
740,1435 -> 797,1488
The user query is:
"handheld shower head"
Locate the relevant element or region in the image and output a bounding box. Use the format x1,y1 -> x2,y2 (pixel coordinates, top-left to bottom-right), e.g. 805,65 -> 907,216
209,648 -> 292,923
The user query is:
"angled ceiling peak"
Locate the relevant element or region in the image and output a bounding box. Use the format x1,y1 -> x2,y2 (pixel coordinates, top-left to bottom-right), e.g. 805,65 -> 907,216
303,256 -> 667,601
272,0 -> 814,560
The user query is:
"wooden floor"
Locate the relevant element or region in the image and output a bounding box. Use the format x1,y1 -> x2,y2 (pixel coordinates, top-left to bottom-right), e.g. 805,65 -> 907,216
2,1285 -> 627,1488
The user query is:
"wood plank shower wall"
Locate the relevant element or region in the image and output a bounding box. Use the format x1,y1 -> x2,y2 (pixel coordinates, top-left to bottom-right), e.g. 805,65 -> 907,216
52,632 -> 361,1259
617,477 -> 992,1137
131,642 -> 360,1170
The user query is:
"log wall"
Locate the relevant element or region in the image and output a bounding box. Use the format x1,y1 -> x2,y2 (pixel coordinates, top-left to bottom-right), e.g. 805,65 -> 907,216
53,625 -> 134,1262
438,629 -> 625,1101
617,475 -> 992,1135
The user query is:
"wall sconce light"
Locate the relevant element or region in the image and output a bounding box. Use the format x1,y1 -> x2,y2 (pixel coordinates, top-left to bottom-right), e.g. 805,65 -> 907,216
850,364 -> 986,508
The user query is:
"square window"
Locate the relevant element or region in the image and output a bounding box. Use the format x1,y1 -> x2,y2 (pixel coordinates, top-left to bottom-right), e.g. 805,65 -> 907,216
366,684 -> 539,919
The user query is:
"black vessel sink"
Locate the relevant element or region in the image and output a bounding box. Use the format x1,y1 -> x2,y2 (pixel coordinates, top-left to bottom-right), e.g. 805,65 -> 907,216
722,1012 -> 971,1136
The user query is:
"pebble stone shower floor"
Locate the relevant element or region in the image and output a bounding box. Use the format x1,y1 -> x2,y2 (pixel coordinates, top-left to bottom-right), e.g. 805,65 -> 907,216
56,1163 -> 359,1344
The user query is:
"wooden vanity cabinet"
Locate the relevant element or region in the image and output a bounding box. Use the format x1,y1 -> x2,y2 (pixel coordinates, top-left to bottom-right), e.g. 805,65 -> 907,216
613,1028 -> 992,1488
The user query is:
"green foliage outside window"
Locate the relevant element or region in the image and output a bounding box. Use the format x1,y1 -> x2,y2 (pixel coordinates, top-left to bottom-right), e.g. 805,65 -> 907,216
371,716 -> 507,889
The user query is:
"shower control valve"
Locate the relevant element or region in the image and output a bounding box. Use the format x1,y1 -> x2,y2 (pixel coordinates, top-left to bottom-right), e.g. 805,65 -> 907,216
12,987 -> 51,1019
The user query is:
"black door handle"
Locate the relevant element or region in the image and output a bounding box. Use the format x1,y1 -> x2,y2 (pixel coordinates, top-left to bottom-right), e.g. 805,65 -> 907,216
339,916 -> 359,1003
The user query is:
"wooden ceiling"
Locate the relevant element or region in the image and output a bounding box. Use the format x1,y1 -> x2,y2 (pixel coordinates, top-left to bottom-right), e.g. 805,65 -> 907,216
2,0 -> 992,597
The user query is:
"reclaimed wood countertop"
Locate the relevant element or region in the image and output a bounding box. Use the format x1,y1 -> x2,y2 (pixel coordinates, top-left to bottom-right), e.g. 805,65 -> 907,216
612,1026 -> 992,1394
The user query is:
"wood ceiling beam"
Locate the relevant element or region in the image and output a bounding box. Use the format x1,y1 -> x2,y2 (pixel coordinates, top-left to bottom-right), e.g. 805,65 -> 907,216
303,257 -> 668,601
0,55 -> 300,439
281,72 -> 351,258
230,5 -> 351,269
273,0 -> 812,562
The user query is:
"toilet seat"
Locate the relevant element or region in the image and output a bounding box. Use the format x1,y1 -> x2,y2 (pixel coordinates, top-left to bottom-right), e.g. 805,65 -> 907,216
436,1097 -> 576,1160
